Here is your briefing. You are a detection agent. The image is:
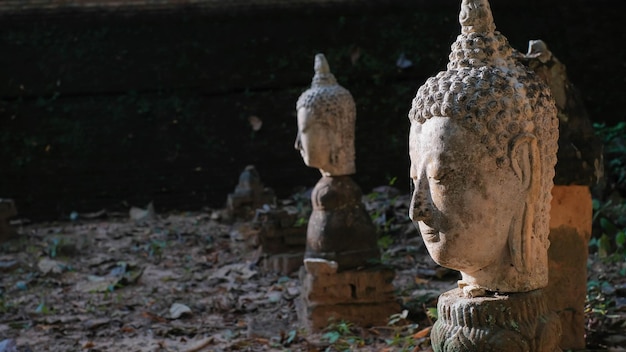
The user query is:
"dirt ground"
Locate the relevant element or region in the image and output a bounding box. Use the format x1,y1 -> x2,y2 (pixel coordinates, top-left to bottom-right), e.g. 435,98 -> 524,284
0,188 -> 625,351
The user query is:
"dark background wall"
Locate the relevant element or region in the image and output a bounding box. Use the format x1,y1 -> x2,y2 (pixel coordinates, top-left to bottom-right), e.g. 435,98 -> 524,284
0,0 -> 623,220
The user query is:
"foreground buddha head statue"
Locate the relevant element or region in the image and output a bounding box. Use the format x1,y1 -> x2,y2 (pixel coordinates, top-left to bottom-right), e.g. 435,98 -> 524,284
408,0 -> 558,296
295,54 -> 356,176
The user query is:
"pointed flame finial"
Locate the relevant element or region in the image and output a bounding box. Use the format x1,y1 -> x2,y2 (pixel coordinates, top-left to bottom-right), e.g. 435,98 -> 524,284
312,53 -> 337,87
314,54 -> 330,74
459,0 -> 495,34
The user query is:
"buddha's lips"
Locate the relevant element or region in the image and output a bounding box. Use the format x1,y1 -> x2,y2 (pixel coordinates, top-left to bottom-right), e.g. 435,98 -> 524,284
421,228 -> 441,242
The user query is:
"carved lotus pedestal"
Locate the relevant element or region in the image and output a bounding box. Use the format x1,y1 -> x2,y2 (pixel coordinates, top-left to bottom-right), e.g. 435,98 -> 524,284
0,199 -> 17,242
432,288 -> 562,352
296,176 -> 398,331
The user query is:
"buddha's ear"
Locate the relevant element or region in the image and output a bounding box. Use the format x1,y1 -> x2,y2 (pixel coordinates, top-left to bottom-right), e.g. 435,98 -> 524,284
509,133 -> 540,272
510,133 -> 540,200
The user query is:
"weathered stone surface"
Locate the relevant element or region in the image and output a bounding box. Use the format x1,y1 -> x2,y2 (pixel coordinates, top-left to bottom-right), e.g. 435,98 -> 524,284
0,199 -> 17,242
297,266 -> 399,331
301,266 -> 395,304
226,165 -> 275,219
305,176 -> 379,270
432,288 -> 561,352
408,0 -> 558,295
546,185 -> 592,350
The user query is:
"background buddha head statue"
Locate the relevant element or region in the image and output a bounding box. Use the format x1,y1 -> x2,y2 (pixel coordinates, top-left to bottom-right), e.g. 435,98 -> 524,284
295,54 -> 356,176
407,0 -> 558,295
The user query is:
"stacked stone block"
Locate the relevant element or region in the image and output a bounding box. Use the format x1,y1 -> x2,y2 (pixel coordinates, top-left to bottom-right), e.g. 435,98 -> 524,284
254,207 -> 307,274
297,260 -> 397,331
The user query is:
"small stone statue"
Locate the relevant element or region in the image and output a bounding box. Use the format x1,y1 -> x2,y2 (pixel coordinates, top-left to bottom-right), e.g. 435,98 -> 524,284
295,54 -> 379,270
408,0 -> 561,350
295,54 -> 396,331
226,165 -> 275,219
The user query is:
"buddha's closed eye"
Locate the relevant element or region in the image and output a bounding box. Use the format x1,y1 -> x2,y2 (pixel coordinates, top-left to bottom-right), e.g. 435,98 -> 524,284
432,169 -> 454,184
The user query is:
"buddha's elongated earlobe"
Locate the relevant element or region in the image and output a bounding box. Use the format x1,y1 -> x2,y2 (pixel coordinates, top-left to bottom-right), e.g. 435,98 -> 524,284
509,133 -> 540,271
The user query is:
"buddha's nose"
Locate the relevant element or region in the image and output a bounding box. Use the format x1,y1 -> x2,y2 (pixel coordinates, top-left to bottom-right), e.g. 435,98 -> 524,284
294,133 -> 302,150
409,178 -> 432,222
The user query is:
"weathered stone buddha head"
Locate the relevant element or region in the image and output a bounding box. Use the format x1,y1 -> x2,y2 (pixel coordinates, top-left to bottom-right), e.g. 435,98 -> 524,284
295,54 -> 356,176
408,0 -> 558,295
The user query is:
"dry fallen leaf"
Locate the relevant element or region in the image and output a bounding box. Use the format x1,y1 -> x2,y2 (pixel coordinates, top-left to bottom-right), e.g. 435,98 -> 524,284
248,115 -> 262,131
82,341 -> 95,349
170,303 -> 192,319
412,326 -> 432,339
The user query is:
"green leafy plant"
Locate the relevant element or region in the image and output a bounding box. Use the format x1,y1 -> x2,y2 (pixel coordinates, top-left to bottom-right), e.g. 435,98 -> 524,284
594,122 -> 626,189
591,122 -> 626,261
321,320 -> 365,352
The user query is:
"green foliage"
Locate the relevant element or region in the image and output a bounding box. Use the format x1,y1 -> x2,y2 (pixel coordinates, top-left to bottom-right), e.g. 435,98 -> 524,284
47,238 -> 60,258
591,122 -> 626,261
594,122 -> 626,189
35,300 -> 51,314
321,320 -> 365,352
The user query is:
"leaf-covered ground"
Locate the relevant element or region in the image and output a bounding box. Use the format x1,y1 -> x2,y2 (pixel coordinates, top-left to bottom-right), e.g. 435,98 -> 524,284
0,188 -> 625,352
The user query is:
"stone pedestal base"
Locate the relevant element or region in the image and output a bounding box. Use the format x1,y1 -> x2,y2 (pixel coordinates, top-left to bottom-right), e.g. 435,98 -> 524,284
431,288 -> 561,352
297,265 -> 399,332
306,176 -> 380,270
0,199 -> 17,242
